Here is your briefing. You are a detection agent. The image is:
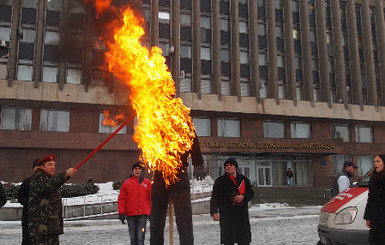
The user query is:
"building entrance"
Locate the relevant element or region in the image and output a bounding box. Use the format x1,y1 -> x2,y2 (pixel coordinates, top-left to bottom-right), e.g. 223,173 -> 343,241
256,160 -> 272,187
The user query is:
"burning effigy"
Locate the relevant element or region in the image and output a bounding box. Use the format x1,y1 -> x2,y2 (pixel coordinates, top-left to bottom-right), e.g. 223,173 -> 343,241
86,0 -> 198,186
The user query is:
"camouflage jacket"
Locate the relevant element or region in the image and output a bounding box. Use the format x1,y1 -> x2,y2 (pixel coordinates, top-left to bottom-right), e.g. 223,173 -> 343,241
28,169 -> 68,238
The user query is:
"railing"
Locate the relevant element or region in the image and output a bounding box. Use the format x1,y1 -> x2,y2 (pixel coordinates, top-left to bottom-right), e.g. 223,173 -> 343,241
62,193 -> 119,220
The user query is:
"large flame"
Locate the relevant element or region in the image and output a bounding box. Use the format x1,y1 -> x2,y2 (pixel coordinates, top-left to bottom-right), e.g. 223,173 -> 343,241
88,1 -> 196,186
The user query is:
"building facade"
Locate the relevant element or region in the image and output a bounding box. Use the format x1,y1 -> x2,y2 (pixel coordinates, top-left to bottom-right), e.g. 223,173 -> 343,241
1,0 -> 385,186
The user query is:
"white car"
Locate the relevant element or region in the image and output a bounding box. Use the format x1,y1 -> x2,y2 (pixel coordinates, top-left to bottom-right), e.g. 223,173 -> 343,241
317,174 -> 371,245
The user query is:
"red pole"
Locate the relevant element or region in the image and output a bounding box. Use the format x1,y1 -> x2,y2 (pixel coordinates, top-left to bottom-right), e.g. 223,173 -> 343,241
74,114 -> 135,170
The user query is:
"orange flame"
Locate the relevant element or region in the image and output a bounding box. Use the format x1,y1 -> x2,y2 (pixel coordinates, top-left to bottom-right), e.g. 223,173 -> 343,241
102,110 -> 125,127
89,1 -> 195,186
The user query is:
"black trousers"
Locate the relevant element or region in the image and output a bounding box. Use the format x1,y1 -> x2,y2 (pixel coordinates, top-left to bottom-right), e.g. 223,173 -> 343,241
150,171 -> 193,245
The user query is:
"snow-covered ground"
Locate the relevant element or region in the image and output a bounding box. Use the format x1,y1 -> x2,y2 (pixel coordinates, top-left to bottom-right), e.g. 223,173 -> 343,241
1,179 -> 322,244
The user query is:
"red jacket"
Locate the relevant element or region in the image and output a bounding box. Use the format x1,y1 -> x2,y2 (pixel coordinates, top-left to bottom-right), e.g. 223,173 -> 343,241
118,176 -> 152,216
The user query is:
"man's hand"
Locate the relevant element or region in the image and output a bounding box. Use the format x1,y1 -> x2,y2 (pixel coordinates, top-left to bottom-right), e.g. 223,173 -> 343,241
212,213 -> 220,221
64,168 -> 77,178
119,214 -> 126,224
193,165 -> 206,181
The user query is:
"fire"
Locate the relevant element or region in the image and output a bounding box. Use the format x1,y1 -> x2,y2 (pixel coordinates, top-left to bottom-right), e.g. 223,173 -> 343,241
88,1 -> 196,186
102,110 -> 125,127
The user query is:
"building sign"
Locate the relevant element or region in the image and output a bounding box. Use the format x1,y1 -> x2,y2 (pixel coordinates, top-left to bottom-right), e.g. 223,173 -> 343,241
200,140 -> 336,150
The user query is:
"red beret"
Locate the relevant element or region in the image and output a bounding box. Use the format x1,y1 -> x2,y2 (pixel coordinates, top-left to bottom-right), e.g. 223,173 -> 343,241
36,154 -> 55,166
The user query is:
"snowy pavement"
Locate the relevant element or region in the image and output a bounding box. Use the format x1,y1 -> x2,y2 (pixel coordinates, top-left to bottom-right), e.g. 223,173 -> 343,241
0,204 -> 321,245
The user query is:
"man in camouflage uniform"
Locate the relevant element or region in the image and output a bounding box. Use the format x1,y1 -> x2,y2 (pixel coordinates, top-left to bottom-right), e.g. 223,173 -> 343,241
28,154 -> 77,244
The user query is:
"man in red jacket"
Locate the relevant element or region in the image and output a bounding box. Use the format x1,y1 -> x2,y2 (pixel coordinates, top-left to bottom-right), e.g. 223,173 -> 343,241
118,162 -> 152,245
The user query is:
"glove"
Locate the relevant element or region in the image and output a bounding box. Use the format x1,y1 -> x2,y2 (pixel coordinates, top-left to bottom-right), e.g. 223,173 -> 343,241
119,214 -> 126,224
193,165 -> 206,181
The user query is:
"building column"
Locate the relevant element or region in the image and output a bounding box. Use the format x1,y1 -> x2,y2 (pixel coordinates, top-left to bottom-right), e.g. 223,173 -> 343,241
230,0 -> 240,100
315,0 -> 330,106
248,0 -> 259,101
33,0 -> 47,87
361,1 -> 377,106
299,0 -> 313,102
192,0 -> 201,98
283,0 -> 296,103
375,0 -> 385,106
331,0 -> 346,106
7,0 -> 22,86
82,1 -> 93,92
57,0 -> 69,91
171,0 -> 181,97
150,0 -> 159,47
266,0 -> 278,102
346,0 -> 363,107
212,0 -> 222,99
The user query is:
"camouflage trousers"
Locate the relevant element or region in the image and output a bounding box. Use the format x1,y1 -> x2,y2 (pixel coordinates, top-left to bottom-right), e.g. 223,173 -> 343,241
31,234 -> 59,245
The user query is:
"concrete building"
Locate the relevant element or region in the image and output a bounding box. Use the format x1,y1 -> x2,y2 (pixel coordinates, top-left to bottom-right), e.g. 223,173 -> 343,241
1,0 -> 385,186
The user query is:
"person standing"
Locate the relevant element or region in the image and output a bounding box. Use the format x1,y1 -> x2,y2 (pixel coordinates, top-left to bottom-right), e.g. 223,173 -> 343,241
17,159 -> 39,245
0,182 -> 6,208
210,157 -> 254,245
150,135 -> 206,245
331,161 -> 358,197
28,154 -> 77,244
286,168 -> 294,186
118,162 -> 152,245
364,154 -> 385,244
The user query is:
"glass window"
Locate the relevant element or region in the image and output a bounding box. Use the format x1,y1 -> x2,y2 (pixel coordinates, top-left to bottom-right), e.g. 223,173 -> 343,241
201,47 -> 211,60
291,122 -> 311,138
200,16 -> 211,29
355,125 -> 373,143
40,109 -> 69,132
333,155 -> 352,175
221,49 -> 230,63
180,14 -> 191,26
218,118 -> 240,137
180,45 -> 191,58
357,156 -> 373,176
263,121 -> 284,138
159,11 -> 170,23
98,112 -> 127,134
240,51 -> 248,64
220,19 -> 229,31
239,22 -> 248,34
193,117 -> 211,136
0,107 -> 32,130
331,124 -> 350,142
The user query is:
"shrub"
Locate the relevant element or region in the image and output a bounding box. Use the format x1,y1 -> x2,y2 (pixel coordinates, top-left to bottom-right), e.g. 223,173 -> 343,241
112,180 -> 124,190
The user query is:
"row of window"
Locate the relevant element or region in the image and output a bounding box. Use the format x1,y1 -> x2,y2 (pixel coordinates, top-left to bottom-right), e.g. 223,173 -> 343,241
0,107 -> 126,134
193,117 -> 374,143
0,106 -> 374,143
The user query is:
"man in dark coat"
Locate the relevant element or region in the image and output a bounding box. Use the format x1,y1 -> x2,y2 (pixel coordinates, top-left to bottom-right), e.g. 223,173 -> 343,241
150,135 -> 206,245
210,157 -> 254,245
28,154 -> 77,244
17,159 -> 39,245
0,182 -> 6,207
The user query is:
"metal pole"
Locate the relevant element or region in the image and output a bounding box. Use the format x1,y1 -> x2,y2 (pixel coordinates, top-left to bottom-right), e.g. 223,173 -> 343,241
169,199 -> 173,245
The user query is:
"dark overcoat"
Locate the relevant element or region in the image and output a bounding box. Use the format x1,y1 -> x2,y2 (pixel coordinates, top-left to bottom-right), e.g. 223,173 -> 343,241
364,174 -> 385,244
210,172 -> 254,244
28,169 -> 68,238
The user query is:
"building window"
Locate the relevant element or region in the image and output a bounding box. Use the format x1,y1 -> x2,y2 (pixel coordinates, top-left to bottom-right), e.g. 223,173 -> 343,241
40,109 -> 69,132
331,124 -> 350,142
357,156 -> 373,176
291,121 -> 311,138
333,155 -> 352,175
98,112 -> 127,134
263,121 -> 284,138
0,107 -> 32,130
355,125 -> 373,143
193,117 -> 211,136
217,118 -> 240,137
